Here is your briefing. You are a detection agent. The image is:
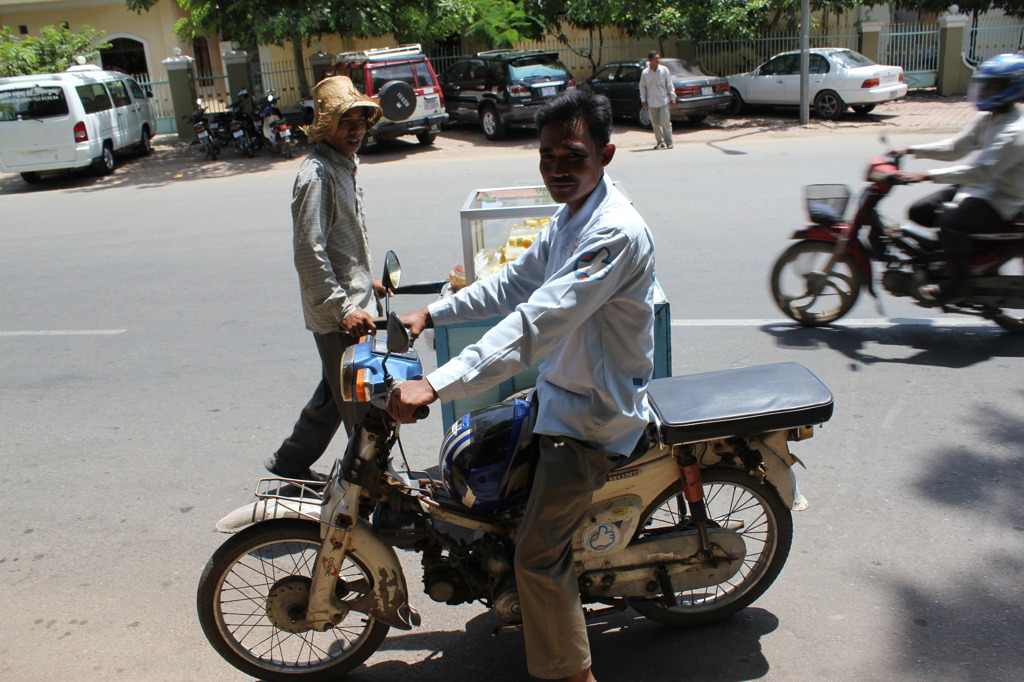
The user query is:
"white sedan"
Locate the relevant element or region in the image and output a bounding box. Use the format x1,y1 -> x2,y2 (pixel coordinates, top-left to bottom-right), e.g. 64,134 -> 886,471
726,47 -> 908,120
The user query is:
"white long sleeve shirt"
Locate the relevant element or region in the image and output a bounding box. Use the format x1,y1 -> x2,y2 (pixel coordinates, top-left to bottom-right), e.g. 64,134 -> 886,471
427,175 -> 656,455
639,64 -> 674,109
909,106 -> 1024,220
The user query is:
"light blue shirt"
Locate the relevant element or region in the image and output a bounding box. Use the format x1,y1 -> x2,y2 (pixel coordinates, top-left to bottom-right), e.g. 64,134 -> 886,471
427,175 -> 656,455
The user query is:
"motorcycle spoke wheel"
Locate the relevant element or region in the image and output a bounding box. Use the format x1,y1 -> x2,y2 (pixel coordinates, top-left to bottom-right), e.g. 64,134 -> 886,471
630,469 -> 792,627
771,240 -> 862,326
197,520 -> 388,682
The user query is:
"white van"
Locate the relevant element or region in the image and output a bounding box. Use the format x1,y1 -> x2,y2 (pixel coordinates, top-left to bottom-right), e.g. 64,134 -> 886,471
0,65 -> 155,183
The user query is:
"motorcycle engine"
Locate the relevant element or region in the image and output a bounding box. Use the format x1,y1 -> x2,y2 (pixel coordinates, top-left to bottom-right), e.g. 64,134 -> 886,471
881,270 -> 913,297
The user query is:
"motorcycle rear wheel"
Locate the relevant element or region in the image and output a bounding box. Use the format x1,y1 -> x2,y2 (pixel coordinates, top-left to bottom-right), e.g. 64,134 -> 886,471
989,260 -> 1024,333
629,468 -> 792,627
196,519 -> 389,681
771,240 -> 862,325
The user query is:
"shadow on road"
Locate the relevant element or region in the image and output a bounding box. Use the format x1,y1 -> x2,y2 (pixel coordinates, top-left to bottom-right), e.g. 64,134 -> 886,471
761,321 -> 1024,368
355,606 -> 779,681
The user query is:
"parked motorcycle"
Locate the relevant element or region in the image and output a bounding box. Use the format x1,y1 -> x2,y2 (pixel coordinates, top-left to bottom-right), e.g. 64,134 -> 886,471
197,252 -> 834,681
182,102 -> 219,160
213,90 -> 259,158
770,145 -> 1024,332
256,92 -> 298,159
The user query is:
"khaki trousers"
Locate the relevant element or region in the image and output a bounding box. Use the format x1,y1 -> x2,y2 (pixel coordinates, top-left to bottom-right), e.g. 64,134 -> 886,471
515,435 -> 621,679
649,105 -> 673,147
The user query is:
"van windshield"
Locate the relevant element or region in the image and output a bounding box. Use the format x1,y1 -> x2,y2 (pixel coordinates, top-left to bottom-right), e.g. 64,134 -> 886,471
0,86 -> 70,121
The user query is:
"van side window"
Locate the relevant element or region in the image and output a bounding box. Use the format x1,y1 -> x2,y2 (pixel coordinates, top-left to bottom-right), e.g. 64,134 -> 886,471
75,83 -> 113,114
107,80 -> 132,107
126,78 -> 146,100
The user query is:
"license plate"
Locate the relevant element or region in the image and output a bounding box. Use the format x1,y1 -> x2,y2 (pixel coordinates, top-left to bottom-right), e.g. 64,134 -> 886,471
198,131 -> 209,140
541,86 -> 556,97
701,86 -> 713,96
233,130 -> 244,138
281,129 -> 291,138
424,97 -> 439,111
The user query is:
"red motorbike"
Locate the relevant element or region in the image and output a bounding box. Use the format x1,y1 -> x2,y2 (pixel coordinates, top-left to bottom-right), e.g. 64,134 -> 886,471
770,150 -> 1024,333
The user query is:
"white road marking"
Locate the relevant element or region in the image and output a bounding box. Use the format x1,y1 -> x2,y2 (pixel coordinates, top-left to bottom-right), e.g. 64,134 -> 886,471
671,318 -> 996,328
0,329 -> 126,336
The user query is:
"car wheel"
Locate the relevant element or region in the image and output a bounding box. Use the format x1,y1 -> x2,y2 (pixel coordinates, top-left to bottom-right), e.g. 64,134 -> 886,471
852,104 -> 877,116
20,171 -> 41,184
634,101 -> 653,129
725,90 -> 744,116
137,127 -> 153,156
686,113 -> 708,124
91,143 -> 115,176
416,131 -> 437,145
481,105 -> 507,140
813,90 -> 846,120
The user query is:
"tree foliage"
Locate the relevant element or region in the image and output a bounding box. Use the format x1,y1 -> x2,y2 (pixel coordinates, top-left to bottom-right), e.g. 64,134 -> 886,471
0,24 -> 110,77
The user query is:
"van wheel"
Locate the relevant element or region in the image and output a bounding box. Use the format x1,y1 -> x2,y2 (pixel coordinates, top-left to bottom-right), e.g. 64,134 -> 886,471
91,144 -> 116,176
20,172 -> 41,184
137,128 -> 153,156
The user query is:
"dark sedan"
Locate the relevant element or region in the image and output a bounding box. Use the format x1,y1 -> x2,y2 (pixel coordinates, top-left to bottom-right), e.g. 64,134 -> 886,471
583,58 -> 732,128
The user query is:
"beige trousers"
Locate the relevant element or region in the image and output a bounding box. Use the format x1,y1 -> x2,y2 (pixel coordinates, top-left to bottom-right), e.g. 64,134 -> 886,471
515,435 -> 621,679
649,105 -> 673,147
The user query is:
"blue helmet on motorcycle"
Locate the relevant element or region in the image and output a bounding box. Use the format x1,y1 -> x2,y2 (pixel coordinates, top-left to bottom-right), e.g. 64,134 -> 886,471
439,399 -> 537,514
968,53 -> 1024,111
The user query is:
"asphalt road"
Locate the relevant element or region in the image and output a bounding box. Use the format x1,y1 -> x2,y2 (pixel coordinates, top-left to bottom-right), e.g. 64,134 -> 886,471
1,124 -> 1022,681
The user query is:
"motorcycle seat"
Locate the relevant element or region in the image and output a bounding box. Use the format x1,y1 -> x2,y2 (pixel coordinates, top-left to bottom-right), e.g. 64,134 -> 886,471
647,362 -> 834,445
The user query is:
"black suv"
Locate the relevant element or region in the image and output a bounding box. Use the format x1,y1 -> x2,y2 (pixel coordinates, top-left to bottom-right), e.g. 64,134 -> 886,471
440,50 -> 575,140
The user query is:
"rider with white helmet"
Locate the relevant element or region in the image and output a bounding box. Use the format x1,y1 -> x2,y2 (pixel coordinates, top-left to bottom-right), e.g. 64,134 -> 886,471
897,53 -> 1024,302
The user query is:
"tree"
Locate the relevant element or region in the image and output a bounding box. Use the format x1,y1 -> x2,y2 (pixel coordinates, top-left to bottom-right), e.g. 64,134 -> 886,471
0,24 -> 110,77
126,0 -> 472,96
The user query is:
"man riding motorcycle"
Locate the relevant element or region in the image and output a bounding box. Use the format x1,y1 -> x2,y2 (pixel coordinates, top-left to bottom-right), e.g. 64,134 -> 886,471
895,53 -> 1024,302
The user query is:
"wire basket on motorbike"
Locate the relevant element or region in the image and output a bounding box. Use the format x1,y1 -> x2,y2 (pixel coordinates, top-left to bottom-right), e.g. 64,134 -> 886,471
804,183 -> 851,226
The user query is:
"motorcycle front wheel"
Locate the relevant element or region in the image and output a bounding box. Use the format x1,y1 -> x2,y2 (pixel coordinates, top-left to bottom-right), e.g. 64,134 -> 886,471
196,519 -> 389,681
771,240 -> 862,325
629,468 -> 793,627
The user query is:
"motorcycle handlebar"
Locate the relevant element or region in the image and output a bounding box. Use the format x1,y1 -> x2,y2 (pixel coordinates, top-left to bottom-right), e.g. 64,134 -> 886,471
413,405 -> 430,420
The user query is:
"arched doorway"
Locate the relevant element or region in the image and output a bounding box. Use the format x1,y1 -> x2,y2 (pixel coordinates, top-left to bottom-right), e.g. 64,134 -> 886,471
101,37 -> 148,77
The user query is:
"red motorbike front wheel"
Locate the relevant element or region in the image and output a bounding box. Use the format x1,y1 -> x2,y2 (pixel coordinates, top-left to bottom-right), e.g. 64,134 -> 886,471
771,240 -> 863,326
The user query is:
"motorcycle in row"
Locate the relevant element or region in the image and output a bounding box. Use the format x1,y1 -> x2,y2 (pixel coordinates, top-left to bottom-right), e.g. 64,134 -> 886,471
182,103 -> 219,160
770,143 -> 1024,332
196,251 -> 835,681
256,92 -> 298,159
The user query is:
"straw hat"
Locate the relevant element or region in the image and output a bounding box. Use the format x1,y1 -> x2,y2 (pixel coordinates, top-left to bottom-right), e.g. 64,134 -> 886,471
300,76 -> 382,142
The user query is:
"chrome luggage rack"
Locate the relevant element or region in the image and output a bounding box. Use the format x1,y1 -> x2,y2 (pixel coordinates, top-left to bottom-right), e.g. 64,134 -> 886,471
251,477 -> 328,523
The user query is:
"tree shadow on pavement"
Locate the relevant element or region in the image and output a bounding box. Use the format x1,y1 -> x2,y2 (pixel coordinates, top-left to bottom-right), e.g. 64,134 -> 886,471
353,606 -> 779,681
761,321 -> 1024,368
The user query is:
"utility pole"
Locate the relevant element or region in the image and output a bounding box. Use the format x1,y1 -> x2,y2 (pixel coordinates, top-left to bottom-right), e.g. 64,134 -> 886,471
800,0 -> 810,124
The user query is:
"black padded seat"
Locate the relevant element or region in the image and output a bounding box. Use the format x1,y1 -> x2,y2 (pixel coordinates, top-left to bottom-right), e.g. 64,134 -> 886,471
648,362 -> 834,445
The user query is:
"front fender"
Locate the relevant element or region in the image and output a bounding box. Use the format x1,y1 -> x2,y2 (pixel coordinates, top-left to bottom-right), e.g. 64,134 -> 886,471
790,227 -> 874,288
214,502 -> 419,630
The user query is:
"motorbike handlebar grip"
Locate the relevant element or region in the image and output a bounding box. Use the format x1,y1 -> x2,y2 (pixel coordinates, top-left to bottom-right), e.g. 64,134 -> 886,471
413,405 -> 430,420
372,317 -> 387,330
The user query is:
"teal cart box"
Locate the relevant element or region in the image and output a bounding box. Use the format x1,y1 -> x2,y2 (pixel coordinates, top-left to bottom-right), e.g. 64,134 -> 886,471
433,280 -> 672,432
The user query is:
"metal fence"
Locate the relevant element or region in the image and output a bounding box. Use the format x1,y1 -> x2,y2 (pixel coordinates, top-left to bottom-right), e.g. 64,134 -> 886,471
693,29 -> 859,77
134,74 -> 176,134
880,23 -> 940,88
252,59 -> 319,107
965,23 -> 1024,64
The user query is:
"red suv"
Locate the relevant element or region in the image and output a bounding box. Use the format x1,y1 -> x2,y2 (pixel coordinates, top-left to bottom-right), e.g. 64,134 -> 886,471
313,44 -> 448,151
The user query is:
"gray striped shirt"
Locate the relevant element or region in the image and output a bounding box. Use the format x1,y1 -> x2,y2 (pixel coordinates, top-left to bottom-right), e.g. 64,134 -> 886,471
292,142 -> 376,334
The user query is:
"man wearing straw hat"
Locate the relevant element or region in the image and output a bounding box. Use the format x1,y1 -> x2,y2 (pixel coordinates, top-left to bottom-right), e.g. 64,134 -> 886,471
264,76 -> 386,481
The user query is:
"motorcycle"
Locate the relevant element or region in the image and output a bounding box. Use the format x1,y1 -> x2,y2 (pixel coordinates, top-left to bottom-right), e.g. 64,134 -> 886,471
215,90 -> 259,158
196,252 -> 835,681
182,102 -> 219,160
257,92 -> 298,159
770,144 -> 1024,332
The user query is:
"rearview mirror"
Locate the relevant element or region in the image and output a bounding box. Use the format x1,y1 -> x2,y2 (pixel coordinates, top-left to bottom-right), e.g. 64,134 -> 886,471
382,251 -> 401,292
386,312 -> 410,354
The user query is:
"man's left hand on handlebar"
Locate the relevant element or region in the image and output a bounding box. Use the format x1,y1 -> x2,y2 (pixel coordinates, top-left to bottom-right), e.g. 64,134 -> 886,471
894,171 -> 931,184
387,378 -> 439,423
